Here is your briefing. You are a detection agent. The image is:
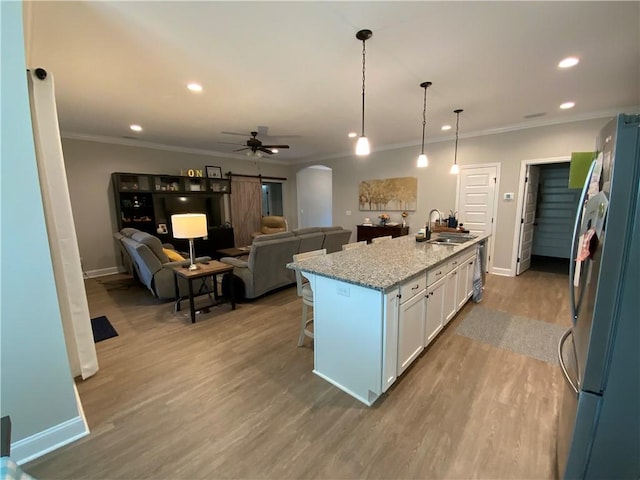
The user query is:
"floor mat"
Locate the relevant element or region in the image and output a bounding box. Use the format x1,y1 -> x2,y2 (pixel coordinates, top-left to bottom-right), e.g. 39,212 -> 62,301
456,306 -> 566,364
90,316 -> 118,343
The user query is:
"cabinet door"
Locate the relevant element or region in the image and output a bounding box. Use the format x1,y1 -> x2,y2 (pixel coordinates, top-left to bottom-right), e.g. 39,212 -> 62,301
425,277 -> 446,346
382,290 -> 399,392
397,290 -> 426,376
466,257 -> 475,300
456,261 -> 469,310
444,269 -> 458,324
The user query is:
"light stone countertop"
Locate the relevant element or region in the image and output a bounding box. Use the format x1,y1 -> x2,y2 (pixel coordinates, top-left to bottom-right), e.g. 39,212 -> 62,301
287,233 -> 490,292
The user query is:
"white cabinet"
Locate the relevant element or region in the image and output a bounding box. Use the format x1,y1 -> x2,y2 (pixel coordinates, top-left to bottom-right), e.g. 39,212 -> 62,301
444,267 -> 459,324
397,276 -> 426,376
425,276 -> 445,346
465,256 -> 475,300
456,260 -> 470,310
382,290 -> 399,392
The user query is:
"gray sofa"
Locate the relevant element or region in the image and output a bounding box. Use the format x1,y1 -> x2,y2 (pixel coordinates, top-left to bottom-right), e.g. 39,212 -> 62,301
220,226 -> 351,299
115,228 -> 211,300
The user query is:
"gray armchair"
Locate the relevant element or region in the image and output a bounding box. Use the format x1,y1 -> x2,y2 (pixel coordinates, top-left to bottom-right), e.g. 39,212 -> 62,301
117,229 -> 210,300
220,232 -> 301,299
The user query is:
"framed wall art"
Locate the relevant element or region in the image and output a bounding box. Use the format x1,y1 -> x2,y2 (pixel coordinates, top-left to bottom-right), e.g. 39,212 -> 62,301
206,165 -> 223,179
359,176 -> 417,211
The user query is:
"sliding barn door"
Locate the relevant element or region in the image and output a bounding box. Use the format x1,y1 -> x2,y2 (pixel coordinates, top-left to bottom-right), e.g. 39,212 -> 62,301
230,177 -> 262,247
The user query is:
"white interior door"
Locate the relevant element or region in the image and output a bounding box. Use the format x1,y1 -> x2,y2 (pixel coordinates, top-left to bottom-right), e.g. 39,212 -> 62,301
516,165 -> 540,274
457,165 -> 498,271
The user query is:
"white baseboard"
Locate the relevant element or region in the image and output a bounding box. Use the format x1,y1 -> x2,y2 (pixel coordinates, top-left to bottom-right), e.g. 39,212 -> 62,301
12,414 -> 89,465
490,267 -> 514,277
85,266 -> 124,278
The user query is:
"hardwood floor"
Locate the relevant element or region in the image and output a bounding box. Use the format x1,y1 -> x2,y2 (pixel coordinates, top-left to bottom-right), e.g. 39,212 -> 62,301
25,270 -> 570,479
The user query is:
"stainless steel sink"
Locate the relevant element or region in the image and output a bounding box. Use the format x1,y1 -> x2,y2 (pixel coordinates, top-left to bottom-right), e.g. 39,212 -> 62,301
427,237 -> 466,245
427,234 -> 476,245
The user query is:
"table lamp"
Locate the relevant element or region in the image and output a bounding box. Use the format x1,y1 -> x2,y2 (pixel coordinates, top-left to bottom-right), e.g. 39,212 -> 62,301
171,213 -> 208,270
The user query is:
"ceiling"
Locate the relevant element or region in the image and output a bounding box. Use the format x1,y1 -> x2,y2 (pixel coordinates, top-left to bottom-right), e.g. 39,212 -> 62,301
23,1 -> 640,165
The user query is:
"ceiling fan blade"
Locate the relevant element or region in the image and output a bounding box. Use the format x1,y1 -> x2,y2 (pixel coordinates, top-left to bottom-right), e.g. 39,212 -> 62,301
221,131 -> 250,136
262,144 -> 290,149
259,147 -> 274,155
233,147 -> 250,152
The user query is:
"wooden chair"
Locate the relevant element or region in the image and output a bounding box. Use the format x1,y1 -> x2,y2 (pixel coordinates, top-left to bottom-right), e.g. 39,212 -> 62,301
342,240 -> 367,251
293,248 -> 326,347
372,235 -> 393,243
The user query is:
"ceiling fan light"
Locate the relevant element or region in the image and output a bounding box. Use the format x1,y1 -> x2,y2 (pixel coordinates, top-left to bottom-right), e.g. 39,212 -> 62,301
356,136 -> 370,156
450,163 -> 460,175
246,150 -> 263,159
417,153 -> 428,168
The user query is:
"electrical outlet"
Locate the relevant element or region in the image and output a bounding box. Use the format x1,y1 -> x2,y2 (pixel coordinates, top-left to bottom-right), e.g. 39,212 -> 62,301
504,192 -> 514,200
346,210 -> 352,216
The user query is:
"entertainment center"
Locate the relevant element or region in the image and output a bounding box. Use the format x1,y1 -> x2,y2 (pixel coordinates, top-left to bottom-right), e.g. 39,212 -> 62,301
112,172 -> 235,255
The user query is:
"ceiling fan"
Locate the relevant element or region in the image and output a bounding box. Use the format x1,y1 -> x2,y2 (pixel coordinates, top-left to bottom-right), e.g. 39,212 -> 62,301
219,131 -> 290,156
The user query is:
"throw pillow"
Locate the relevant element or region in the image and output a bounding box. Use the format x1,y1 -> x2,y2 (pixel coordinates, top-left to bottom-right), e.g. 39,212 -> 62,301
163,248 -> 185,262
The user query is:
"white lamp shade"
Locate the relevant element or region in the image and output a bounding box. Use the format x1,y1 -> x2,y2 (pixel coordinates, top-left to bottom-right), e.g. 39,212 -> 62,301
450,163 -> 460,175
355,136 -> 370,156
417,153 -> 428,168
171,213 -> 207,239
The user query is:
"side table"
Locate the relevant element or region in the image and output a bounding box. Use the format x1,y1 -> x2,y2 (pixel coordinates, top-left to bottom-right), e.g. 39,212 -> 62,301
172,260 -> 236,323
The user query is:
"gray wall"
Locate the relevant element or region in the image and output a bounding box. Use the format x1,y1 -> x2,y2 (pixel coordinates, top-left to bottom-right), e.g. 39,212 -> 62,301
294,118 -> 606,273
1,0 -> 80,444
61,138 -> 294,274
296,166 -> 332,227
66,119 -> 608,275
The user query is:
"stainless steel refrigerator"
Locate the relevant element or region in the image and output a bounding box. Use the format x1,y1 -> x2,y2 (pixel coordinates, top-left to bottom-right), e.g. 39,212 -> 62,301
556,113 -> 640,479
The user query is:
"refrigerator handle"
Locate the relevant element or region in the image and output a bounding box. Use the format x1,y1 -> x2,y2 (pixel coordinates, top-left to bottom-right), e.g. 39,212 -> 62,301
569,159 -> 597,321
558,327 -> 579,394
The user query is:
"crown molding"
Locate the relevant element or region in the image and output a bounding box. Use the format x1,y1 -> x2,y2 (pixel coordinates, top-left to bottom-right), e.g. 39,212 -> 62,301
60,132 -> 291,166
291,105 -> 639,165
62,105 -> 638,168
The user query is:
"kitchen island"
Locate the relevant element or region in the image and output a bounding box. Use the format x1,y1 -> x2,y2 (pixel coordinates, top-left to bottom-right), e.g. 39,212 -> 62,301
288,233 -> 489,405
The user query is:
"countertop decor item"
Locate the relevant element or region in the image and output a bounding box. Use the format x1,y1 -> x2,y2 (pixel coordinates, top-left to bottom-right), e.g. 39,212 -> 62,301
378,213 -> 390,226
416,81 -> 432,168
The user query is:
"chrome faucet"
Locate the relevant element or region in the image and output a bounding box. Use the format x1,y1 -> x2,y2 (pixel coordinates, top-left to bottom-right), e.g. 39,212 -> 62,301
427,209 -> 442,229
426,209 -> 442,239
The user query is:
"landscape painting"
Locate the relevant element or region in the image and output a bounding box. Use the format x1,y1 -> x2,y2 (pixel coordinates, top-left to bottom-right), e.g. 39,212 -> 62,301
359,176 -> 417,211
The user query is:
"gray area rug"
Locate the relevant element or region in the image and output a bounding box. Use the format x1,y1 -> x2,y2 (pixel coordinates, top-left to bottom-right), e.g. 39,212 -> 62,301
456,306 -> 566,364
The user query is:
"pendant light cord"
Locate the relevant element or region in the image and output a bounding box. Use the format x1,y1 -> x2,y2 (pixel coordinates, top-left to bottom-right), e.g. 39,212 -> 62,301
454,111 -> 460,165
420,86 -> 427,154
361,38 -> 366,136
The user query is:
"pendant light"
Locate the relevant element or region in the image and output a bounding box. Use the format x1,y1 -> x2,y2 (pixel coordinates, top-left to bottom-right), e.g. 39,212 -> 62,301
416,81 -> 432,168
450,108 -> 463,174
355,29 -> 372,156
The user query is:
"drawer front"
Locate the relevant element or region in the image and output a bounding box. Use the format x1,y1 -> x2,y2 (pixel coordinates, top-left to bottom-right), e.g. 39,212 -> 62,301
399,275 -> 427,302
427,265 -> 447,285
447,254 -> 463,272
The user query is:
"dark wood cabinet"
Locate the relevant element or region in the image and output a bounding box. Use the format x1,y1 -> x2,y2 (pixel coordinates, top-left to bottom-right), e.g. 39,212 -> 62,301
357,224 -> 410,243
112,172 -> 234,255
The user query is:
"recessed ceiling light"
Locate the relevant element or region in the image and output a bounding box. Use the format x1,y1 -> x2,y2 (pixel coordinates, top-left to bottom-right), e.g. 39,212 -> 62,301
560,102 -> 575,110
130,124 -> 142,132
187,83 -> 203,92
441,125 -> 452,131
348,132 -> 357,138
559,57 -> 579,68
